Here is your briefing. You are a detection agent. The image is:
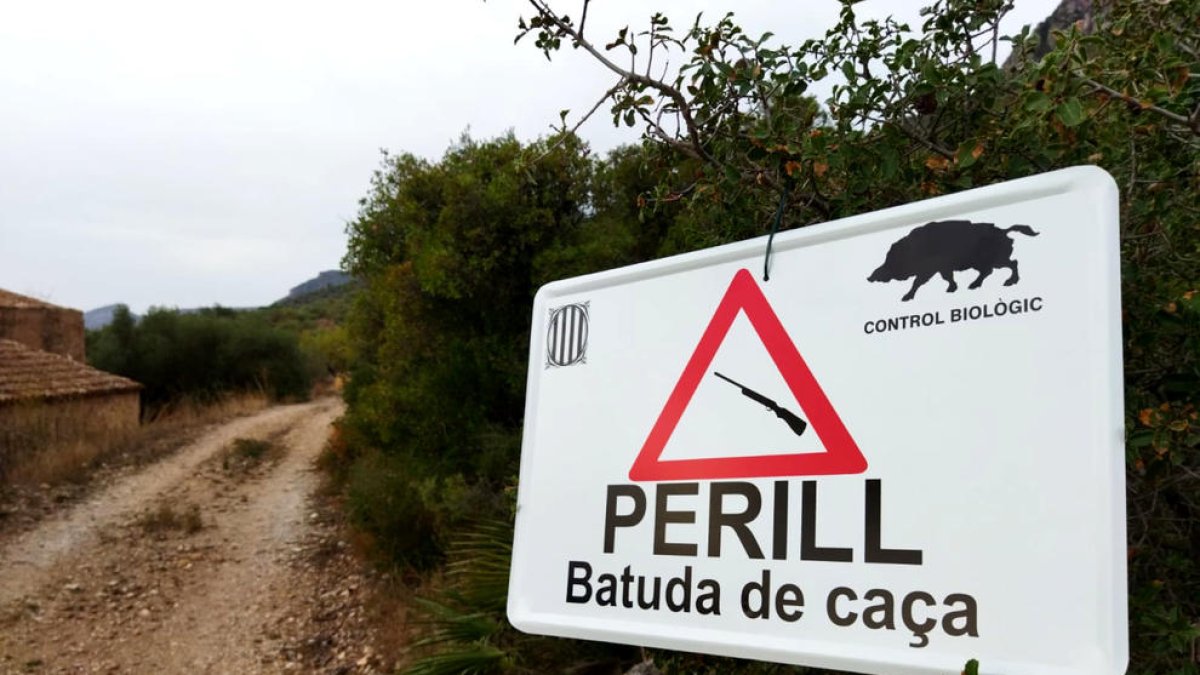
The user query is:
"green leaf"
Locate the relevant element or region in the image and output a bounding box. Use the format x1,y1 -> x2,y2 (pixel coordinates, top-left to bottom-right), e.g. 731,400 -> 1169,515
1056,98 -> 1087,127
1152,32 -> 1173,53
1025,92 -> 1052,113
955,141 -> 981,169
880,147 -> 898,180
963,659 -> 980,675
1129,430 -> 1155,449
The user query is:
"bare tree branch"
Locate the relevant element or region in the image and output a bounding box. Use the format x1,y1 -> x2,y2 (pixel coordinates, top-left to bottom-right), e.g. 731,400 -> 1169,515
990,17 -> 1000,64
527,0 -> 719,166
532,81 -> 623,163
645,23 -> 655,79
635,107 -> 702,160
577,0 -> 589,41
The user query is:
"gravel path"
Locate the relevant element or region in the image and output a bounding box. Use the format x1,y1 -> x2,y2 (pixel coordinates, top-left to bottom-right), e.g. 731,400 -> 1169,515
0,398 -> 391,674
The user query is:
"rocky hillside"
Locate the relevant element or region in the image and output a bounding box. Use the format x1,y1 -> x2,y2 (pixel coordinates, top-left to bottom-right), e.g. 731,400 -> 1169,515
1006,0 -> 1096,68
84,271 -> 355,330
284,271 -> 352,303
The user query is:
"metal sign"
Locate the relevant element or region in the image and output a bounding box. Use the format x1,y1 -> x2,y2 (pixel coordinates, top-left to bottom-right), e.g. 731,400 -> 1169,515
508,166 -> 1127,675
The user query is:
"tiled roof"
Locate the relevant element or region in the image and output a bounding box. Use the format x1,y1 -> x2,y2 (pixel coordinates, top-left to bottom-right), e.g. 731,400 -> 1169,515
0,289 -> 64,310
0,339 -> 140,404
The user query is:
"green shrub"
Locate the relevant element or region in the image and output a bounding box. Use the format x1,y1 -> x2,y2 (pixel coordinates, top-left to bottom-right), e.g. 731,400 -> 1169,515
343,0 -> 1200,670
88,305 -> 315,410
345,452 -> 441,569
344,452 -> 506,570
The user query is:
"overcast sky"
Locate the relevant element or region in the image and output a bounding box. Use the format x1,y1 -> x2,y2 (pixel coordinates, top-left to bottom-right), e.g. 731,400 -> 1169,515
0,0 -> 1057,314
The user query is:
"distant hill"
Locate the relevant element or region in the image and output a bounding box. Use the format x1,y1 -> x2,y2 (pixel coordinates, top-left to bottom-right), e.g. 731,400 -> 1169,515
263,276 -> 358,333
84,270 -> 356,330
84,304 -> 139,331
283,270 -> 352,303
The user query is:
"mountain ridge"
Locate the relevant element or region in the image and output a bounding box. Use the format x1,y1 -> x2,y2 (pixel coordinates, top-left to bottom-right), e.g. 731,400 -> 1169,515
84,270 -> 354,330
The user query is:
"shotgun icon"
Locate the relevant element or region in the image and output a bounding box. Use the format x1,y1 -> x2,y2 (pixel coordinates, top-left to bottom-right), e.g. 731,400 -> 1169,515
713,371 -> 808,437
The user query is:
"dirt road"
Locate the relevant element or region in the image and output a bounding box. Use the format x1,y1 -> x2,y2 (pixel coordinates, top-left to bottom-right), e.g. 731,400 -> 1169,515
0,398 -> 389,674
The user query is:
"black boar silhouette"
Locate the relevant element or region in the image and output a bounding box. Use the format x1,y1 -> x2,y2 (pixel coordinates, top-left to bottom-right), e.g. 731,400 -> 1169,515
868,220 -> 1039,301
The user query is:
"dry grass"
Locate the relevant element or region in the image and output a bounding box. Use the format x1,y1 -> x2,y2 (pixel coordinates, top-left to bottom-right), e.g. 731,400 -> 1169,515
364,574 -> 423,671
142,392 -> 270,426
1,392 -> 269,488
3,431 -> 136,487
137,502 -> 203,534
220,437 -> 278,473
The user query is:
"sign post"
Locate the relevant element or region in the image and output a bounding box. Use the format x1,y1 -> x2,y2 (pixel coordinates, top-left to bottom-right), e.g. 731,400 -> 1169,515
509,166 -> 1127,675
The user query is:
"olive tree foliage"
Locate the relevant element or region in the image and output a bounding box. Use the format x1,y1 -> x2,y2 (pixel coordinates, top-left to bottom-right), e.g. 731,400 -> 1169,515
337,134 -> 678,571
519,0 -> 1197,225
88,305 -> 313,409
342,135 -> 593,477
513,0 -> 1200,671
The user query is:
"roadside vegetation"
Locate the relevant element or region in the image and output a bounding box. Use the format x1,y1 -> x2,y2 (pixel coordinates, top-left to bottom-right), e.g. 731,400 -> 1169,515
265,281 -> 359,331
85,281 -> 358,417
87,306 -> 314,411
0,287 -> 353,513
329,0 -> 1197,672
264,283 -> 358,381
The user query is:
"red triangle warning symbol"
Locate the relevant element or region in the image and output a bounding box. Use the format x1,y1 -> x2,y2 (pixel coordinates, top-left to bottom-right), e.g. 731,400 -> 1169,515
630,268 -> 867,482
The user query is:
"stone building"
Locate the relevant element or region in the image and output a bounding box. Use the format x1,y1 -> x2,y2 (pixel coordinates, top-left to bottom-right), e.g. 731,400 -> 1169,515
0,290 -> 141,467
0,289 -> 85,361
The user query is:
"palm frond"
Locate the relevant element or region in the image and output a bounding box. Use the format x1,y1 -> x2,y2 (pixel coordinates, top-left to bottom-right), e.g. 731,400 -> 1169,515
404,643 -> 508,675
411,597 -> 502,647
445,518 -> 513,613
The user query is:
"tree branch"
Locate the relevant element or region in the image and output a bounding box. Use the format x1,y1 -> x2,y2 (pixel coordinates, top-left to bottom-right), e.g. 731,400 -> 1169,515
636,107 -> 702,160
532,81 -> 622,163
527,0 -> 719,165
871,115 -> 955,158
1078,72 -> 1197,132
990,16 -> 1000,64
645,22 -> 655,78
